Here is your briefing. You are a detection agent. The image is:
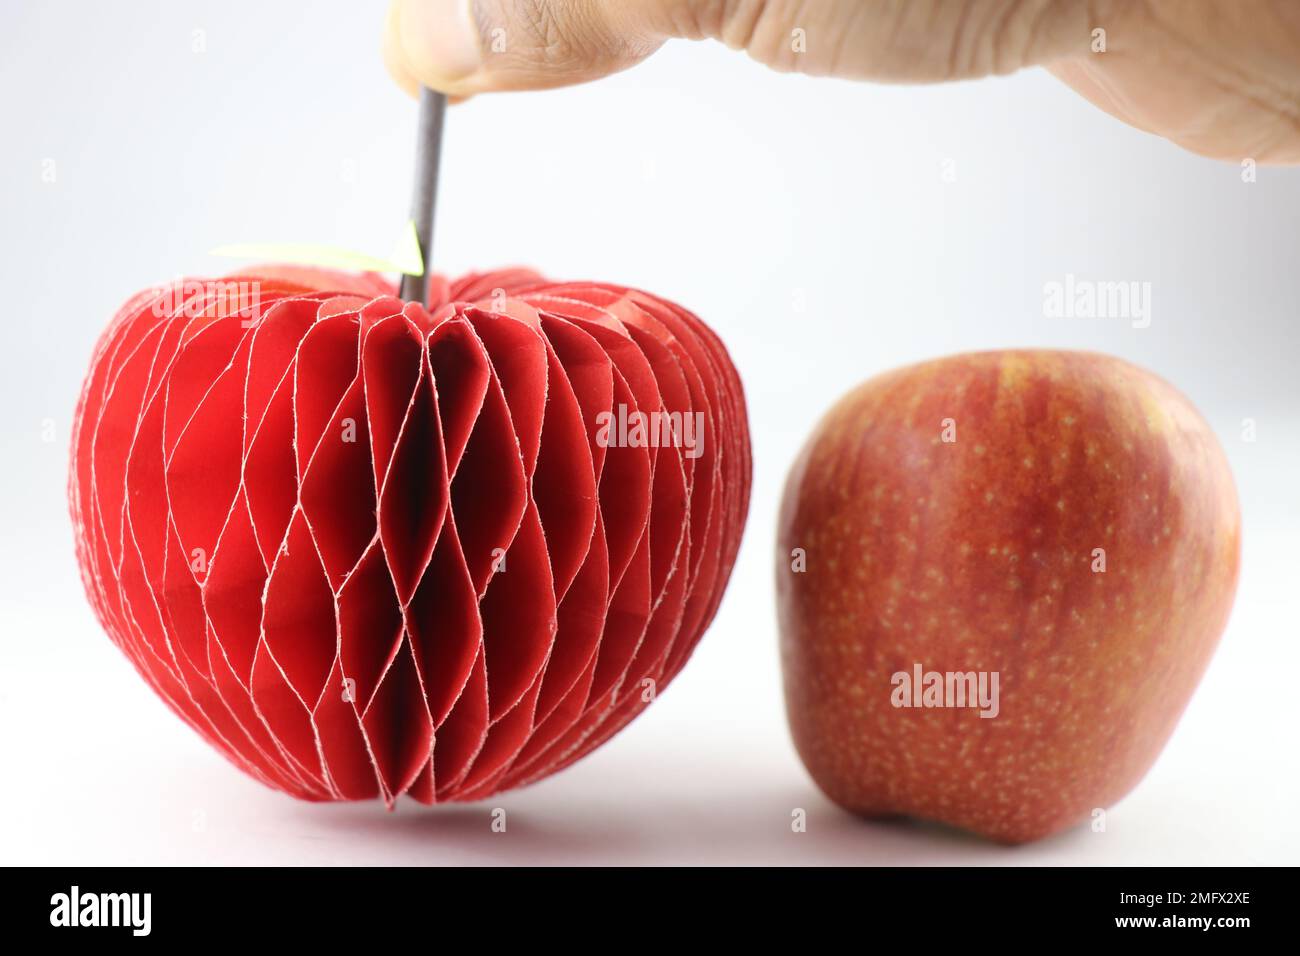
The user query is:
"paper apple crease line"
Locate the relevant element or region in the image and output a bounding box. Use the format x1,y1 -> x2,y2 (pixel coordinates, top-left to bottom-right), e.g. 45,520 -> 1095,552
69,265 -> 751,804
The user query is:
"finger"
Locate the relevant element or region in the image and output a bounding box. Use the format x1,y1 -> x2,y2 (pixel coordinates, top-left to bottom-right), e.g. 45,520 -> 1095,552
384,0 -> 684,96
385,0 -> 1102,99
383,1 -> 424,97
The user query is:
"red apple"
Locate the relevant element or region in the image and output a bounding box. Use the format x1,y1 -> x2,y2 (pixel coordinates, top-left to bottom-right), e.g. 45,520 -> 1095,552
776,350 -> 1240,843
70,267 -> 750,804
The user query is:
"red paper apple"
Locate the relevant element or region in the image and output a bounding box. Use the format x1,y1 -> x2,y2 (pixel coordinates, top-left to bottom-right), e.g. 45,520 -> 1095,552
776,350 -> 1239,843
70,266 -> 750,804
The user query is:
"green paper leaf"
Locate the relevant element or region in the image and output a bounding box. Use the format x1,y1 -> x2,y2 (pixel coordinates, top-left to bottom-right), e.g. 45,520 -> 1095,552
210,220 -> 425,276
387,219 -> 424,276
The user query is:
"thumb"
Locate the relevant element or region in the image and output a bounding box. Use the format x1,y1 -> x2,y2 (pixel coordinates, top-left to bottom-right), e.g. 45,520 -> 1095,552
383,0 -> 1098,98
384,0 -> 675,97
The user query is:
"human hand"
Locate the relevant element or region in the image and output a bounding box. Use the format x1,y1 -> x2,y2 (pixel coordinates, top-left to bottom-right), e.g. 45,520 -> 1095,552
383,0 -> 1300,164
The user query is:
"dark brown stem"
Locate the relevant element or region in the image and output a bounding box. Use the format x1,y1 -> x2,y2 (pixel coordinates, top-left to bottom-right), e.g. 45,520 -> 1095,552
399,89 -> 447,304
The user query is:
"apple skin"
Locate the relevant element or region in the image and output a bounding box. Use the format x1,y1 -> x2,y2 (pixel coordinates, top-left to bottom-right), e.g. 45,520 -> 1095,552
776,350 -> 1240,844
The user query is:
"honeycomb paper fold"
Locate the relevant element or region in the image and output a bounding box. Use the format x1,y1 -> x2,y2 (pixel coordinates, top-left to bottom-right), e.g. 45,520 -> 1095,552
69,268 -> 751,804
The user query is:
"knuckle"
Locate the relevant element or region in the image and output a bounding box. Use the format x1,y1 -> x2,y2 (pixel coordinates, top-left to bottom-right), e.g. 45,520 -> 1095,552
948,0 -> 1056,78
658,0 -> 728,41
719,0 -> 798,69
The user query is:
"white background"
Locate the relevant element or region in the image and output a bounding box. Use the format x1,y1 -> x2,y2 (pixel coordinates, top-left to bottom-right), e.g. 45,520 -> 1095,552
1,0 -> 1296,865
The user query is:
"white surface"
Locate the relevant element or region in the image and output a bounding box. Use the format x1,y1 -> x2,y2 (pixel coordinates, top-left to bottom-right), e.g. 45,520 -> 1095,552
1,0 -> 1297,865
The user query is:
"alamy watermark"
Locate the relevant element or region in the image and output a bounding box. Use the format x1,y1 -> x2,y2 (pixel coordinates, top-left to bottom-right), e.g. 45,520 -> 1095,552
1043,274 -> 1151,329
50,886 -> 151,936
595,403 -> 705,460
891,662 -> 1000,718
150,279 -> 264,326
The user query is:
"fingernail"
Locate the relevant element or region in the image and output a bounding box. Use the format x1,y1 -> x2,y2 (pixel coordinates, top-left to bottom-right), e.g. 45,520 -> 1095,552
398,0 -> 483,85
